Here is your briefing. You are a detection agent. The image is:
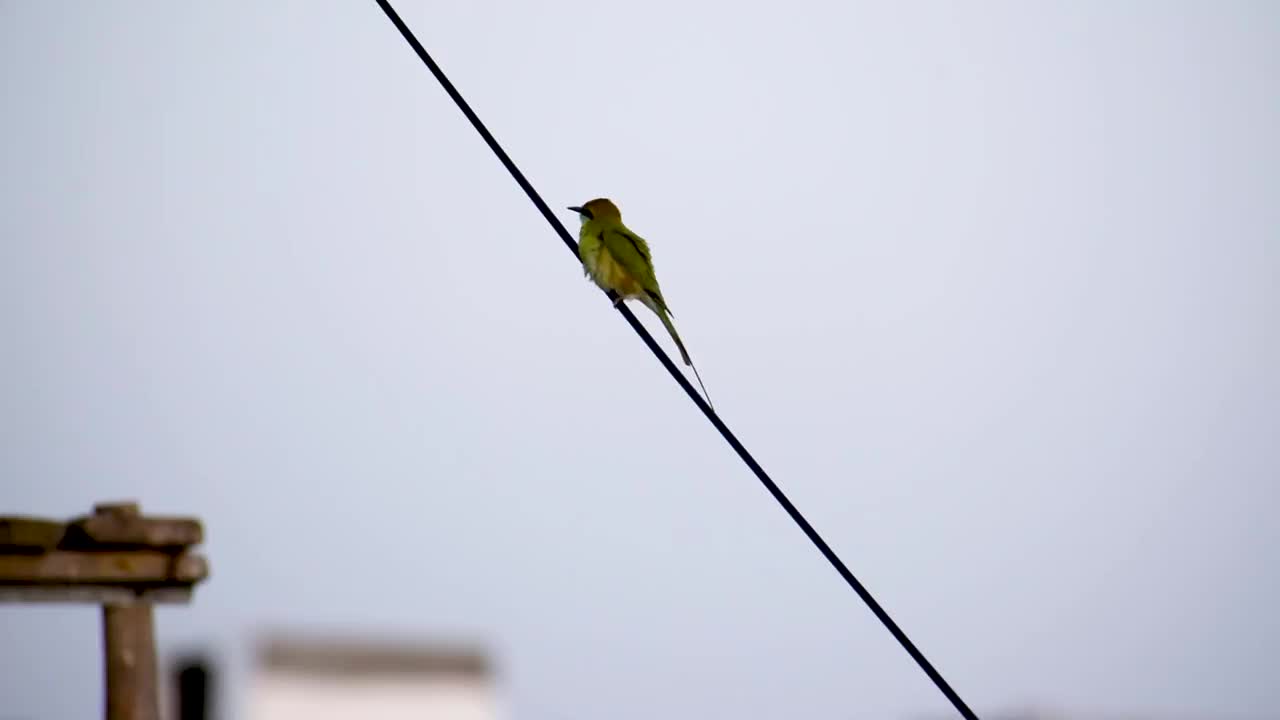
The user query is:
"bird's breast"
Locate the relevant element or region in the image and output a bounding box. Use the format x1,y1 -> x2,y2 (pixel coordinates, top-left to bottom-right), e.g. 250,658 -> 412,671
581,238 -> 641,297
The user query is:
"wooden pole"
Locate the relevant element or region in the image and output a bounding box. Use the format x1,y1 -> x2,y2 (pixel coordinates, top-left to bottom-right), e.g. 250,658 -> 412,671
95,502 -> 159,720
103,603 -> 159,720
1,500 -> 207,719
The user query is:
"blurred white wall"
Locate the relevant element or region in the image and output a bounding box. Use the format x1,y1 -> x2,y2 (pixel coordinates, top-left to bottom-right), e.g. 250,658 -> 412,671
249,675 -> 495,720
244,634 -> 497,720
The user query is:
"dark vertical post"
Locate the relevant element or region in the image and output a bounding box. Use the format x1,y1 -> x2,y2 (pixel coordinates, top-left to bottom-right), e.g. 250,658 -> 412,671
175,656 -> 212,720
98,502 -> 159,720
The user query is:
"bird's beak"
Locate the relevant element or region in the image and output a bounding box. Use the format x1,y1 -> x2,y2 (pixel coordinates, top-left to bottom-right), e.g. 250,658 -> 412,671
567,206 -> 584,215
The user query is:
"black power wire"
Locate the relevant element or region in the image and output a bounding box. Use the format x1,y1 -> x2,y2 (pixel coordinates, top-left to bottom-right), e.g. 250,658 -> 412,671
371,2 -> 980,718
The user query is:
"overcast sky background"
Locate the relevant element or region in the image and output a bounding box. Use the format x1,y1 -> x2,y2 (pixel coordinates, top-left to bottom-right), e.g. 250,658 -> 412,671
2,2 -> 1278,719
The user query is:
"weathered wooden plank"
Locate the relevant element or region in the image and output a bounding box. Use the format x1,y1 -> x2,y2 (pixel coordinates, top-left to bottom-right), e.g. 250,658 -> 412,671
0,585 -> 193,604
63,514 -> 203,550
0,551 -> 208,584
0,517 -> 66,550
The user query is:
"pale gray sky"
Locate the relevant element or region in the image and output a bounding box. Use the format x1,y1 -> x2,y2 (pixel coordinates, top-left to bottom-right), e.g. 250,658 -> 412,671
2,2 -> 1278,719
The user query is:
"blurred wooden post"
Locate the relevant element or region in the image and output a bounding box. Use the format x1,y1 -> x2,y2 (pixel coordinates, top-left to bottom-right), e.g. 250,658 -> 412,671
0,500 -> 209,720
97,502 -> 159,720
104,603 -> 158,720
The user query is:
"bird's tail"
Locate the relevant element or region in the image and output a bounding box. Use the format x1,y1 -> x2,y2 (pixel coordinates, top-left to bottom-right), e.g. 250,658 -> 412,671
657,309 -> 692,366
654,306 -> 715,412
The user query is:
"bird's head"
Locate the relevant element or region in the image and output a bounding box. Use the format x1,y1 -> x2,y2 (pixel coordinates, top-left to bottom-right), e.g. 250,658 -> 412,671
567,198 -> 622,224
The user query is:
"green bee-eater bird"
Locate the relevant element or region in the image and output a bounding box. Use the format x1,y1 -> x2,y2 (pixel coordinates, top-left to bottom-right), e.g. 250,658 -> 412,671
569,198 -> 712,408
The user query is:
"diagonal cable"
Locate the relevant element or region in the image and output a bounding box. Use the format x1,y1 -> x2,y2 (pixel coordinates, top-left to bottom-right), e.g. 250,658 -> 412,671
371,2 -> 980,718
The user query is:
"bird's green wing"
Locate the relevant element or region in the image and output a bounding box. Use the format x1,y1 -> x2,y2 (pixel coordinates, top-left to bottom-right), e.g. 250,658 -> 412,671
600,226 -> 671,310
